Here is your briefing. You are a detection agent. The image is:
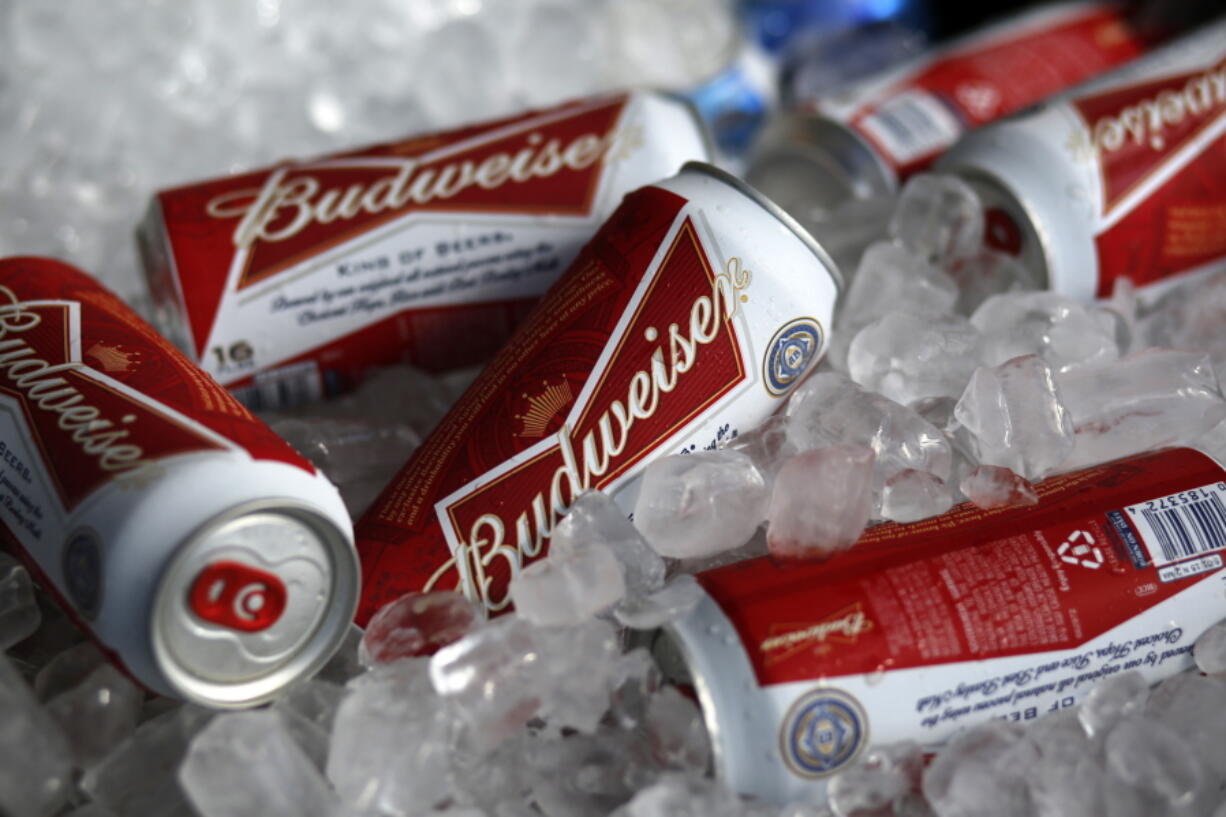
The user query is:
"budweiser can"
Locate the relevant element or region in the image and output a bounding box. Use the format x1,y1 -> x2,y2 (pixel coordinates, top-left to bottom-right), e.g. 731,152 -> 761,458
354,162 -> 842,621
0,257 -> 358,708
648,446 -> 1226,803
939,18 -> 1226,299
137,91 -> 712,410
746,2 -> 1145,214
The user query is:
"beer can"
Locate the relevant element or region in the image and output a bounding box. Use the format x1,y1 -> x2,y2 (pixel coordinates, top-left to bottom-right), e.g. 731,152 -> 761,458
137,90 -> 712,410
0,257 -> 358,708
354,162 -> 842,622
746,2 -> 1145,215
939,18 -> 1226,299
647,446 -> 1226,803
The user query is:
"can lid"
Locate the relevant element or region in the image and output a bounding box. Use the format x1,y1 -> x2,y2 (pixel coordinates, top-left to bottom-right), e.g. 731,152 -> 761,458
151,500 -> 358,708
681,160 -> 846,293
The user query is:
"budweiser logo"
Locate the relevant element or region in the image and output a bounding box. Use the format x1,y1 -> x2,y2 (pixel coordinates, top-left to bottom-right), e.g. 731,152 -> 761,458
0,288 -> 147,474
0,284 -> 226,509
199,97 -> 631,290
761,606 -> 875,655
1085,60 -> 1226,155
427,218 -> 752,610
1073,58 -> 1226,216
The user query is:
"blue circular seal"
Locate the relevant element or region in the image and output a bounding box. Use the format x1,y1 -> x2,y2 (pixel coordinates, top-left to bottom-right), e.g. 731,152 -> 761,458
780,687 -> 867,778
764,318 -> 823,397
63,531 -> 102,619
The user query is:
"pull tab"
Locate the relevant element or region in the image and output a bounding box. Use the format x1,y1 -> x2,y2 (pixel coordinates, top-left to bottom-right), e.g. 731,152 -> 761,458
188,561 -> 287,632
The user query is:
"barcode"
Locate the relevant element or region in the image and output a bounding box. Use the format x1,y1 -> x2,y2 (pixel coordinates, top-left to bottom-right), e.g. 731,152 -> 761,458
1124,482 -> 1226,568
858,90 -> 962,165
232,361 -> 323,411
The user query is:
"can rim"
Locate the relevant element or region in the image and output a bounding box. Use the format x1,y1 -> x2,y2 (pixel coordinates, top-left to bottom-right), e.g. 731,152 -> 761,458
680,160 -> 846,293
149,498 -> 359,709
944,162 -> 1054,290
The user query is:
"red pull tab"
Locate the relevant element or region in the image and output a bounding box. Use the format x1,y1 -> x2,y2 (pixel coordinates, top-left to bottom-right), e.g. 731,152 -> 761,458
985,207 -> 1023,256
188,561 -> 287,632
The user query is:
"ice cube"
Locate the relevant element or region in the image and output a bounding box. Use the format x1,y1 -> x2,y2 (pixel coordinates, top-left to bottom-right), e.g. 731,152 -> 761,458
1194,621 -> 1226,677
954,355 -> 1074,480
82,704 -> 214,817
272,679 -> 345,771
1145,673 -> 1226,779
1104,717 -> 1201,805
1078,670 -> 1149,738
534,619 -> 622,735
643,686 -> 710,773
0,552 -> 40,651
609,774 -> 747,817
879,469 -> 952,523
836,240 -> 959,341
804,194 -> 897,282
513,1 -> 602,106
1055,348 -> 1226,471
552,491 -> 665,598
826,741 -> 923,817
45,663 -> 144,770
847,312 -> 981,405
429,615 -> 545,751
970,292 -> 1120,373
889,173 -> 984,267
0,656 -> 71,817
921,722 -> 1036,817
359,590 -> 482,667
509,541 -> 626,626
607,647 -> 662,731
603,0 -> 735,89
633,451 -> 769,560
945,247 -> 1040,316
614,575 -> 705,629
34,640 -> 106,701
327,658 -> 454,814
265,415 -> 419,517
179,710 -> 337,817
415,19 -> 514,128
786,371 -> 953,484
766,445 -> 875,560
725,413 -> 795,483
958,466 -> 1038,510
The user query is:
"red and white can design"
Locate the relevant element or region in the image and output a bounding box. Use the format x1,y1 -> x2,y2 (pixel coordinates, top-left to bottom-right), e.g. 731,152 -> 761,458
0,257 -> 358,708
747,2 -> 1144,210
354,162 -> 842,622
655,447 -> 1226,803
940,18 -> 1226,299
138,91 -> 711,410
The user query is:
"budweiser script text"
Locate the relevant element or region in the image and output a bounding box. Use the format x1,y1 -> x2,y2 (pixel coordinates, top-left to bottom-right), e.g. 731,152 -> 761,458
0,287 -> 147,473
1079,58 -> 1226,157
427,255 -> 755,611
205,130 -> 618,251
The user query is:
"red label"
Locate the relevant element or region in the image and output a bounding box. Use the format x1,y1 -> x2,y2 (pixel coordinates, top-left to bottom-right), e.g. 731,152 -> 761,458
845,4 -> 1143,177
354,186 -> 751,621
189,560 -> 288,632
698,448 -> 1226,686
156,95 -> 631,358
0,257 -> 313,507
1072,59 -> 1226,218
1067,57 -> 1226,295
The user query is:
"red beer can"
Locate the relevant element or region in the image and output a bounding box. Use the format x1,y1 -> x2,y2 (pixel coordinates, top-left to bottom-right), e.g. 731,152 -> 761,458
138,91 -> 711,409
650,447 -> 1226,803
940,18 -> 1226,298
354,162 -> 842,622
747,2 -> 1145,214
0,257 -> 358,708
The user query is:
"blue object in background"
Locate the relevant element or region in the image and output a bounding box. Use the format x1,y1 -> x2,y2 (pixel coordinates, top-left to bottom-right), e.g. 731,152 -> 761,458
740,0 -> 932,53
